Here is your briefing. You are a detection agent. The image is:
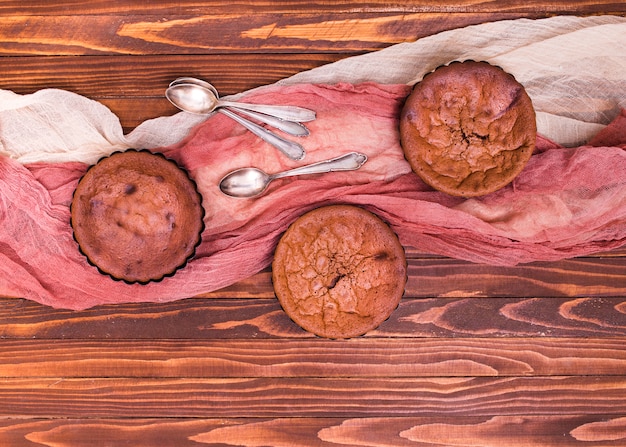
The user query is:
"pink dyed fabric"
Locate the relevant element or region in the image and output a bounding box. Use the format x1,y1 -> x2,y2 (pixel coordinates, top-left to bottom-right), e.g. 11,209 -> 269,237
1,83 -> 625,309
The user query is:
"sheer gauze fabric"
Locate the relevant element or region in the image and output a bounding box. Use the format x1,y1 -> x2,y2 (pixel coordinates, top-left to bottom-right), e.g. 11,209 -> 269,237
0,16 -> 625,309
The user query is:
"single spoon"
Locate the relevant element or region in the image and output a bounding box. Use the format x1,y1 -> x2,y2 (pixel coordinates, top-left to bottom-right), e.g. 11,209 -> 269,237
219,152 -> 368,198
166,83 -> 306,160
169,78 -> 309,137
166,80 -> 316,122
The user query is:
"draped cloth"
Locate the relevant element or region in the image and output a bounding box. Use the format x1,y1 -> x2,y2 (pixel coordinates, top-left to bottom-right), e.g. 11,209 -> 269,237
0,16 -> 625,309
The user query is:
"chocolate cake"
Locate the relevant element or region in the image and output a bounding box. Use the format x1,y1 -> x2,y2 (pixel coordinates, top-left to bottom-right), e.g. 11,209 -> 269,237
400,60 -> 536,197
272,205 -> 406,339
71,149 -> 204,283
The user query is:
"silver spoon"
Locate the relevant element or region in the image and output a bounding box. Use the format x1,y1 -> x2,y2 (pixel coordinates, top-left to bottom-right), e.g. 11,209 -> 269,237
219,152 -> 368,198
166,80 -> 316,122
166,83 -> 306,161
169,78 -> 310,137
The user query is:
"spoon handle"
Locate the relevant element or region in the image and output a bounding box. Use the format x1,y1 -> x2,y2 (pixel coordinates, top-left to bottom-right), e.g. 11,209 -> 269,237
220,101 -> 316,123
272,152 -> 368,180
219,108 -> 306,161
226,107 -> 310,137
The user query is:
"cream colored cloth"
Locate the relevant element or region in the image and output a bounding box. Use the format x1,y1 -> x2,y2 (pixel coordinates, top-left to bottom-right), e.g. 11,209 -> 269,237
0,15 -> 624,165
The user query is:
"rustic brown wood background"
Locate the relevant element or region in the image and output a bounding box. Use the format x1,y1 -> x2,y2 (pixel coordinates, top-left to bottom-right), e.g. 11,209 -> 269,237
1,1 -> 626,445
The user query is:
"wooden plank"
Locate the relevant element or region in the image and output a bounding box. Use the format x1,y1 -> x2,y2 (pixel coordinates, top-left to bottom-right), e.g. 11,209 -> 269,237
1,415 -> 625,446
0,376 -> 625,418
1,296 -> 625,339
1,338 -> 625,378
0,54 -> 347,96
405,257 -> 626,298
0,0 -> 624,15
0,12 -> 558,56
390,297 -> 626,338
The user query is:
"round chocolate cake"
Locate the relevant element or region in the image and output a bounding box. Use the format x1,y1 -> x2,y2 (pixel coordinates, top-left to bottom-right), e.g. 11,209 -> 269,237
272,205 -> 406,339
71,149 -> 204,283
400,60 -> 536,197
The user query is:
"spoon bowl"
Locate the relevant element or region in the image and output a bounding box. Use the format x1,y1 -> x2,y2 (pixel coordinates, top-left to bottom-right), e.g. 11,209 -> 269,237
169,77 -> 219,96
166,83 -> 217,114
219,152 -> 368,198
219,167 -> 272,198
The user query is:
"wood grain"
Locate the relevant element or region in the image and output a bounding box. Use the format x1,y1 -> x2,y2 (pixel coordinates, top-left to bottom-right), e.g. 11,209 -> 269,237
0,54 -> 347,96
0,0 -> 624,16
0,415 -> 623,446
1,2 -> 626,446
1,338 -> 626,378
0,0 -> 624,15
1,296 -> 625,339
0,376 -> 625,418
0,12 -> 539,56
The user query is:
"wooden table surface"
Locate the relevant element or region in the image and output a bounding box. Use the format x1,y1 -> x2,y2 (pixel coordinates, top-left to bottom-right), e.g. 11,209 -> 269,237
1,2 -> 626,446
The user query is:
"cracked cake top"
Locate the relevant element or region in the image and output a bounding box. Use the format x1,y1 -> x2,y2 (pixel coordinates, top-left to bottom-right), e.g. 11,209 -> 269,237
272,205 -> 406,339
400,60 -> 536,197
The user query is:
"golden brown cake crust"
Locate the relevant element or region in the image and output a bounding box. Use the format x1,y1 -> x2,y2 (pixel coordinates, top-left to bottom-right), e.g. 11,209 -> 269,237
400,60 -> 536,197
71,149 -> 204,283
272,205 -> 406,339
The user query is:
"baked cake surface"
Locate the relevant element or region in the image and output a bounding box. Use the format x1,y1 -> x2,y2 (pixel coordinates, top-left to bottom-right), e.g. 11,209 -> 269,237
400,60 -> 536,197
71,149 -> 204,283
272,205 -> 406,339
